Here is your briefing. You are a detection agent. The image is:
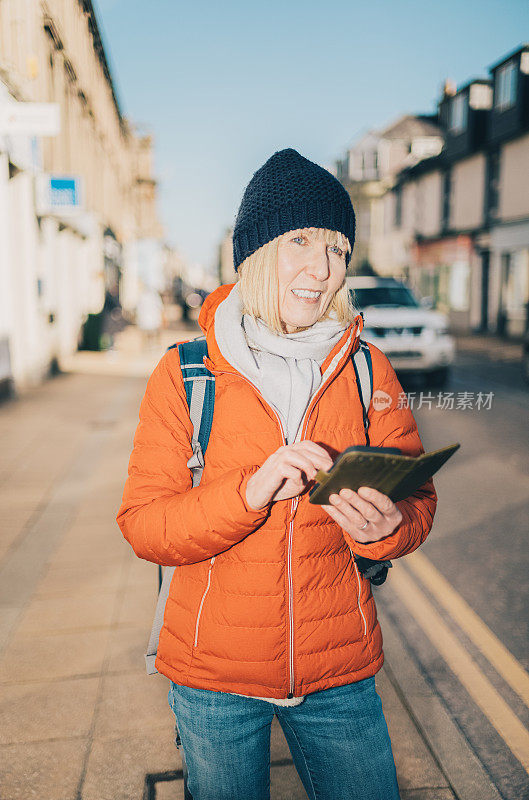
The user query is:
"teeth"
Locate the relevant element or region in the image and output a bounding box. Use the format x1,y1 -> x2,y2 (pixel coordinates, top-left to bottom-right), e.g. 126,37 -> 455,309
292,289 -> 321,299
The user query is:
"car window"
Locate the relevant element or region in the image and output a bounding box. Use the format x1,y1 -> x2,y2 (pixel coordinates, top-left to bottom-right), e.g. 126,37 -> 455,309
350,287 -> 419,308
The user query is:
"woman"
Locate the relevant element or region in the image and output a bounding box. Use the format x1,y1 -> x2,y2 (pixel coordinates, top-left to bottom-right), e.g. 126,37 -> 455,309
116,148 -> 437,800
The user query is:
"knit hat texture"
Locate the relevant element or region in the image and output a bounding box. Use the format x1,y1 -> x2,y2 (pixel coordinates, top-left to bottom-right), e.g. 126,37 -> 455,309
232,148 -> 355,272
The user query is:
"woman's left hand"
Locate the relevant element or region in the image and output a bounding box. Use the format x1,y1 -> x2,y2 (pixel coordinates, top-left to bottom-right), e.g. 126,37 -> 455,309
322,486 -> 403,544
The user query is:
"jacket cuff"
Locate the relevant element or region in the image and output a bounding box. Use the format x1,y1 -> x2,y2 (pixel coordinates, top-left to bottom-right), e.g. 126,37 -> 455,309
344,502 -> 414,561
237,465 -> 273,517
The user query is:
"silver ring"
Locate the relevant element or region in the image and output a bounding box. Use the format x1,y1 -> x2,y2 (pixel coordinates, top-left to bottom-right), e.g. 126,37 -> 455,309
359,520 -> 369,530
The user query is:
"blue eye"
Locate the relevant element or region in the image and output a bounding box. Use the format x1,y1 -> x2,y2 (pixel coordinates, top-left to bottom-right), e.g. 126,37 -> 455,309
329,245 -> 343,256
292,236 -> 304,244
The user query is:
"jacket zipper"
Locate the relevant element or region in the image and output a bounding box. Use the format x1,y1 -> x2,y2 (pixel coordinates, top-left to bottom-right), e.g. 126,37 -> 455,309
204,335 -> 357,696
194,556 -> 215,647
287,497 -> 299,695
352,555 -> 368,637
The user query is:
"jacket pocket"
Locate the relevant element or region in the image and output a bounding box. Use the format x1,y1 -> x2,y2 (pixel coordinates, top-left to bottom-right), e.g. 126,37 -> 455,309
193,556 -> 215,648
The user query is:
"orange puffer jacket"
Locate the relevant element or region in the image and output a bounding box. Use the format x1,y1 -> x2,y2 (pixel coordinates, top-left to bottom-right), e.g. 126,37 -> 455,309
116,284 -> 437,699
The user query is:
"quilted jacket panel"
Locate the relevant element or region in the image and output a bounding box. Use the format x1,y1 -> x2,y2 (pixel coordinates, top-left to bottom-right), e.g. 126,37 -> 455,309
116,284 -> 437,698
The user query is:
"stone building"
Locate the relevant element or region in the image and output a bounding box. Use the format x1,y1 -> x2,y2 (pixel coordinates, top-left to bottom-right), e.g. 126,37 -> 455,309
335,114 -> 444,274
0,0 -> 163,395
385,44 -> 529,337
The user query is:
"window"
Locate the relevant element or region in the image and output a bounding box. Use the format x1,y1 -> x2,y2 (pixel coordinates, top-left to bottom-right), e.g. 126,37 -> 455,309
450,94 -> 467,133
361,150 -> 378,179
495,61 -> 517,110
485,150 -> 500,221
394,186 -> 402,228
442,170 -> 451,230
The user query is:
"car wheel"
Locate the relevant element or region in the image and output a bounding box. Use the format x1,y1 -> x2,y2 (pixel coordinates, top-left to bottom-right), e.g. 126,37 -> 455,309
426,367 -> 450,388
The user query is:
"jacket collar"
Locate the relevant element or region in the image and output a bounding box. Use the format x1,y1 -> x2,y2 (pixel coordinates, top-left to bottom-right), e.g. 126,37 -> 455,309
198,283 -> 364,376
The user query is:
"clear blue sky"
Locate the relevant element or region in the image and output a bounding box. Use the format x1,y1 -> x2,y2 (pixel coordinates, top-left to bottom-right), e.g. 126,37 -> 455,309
94,0 -> 527,276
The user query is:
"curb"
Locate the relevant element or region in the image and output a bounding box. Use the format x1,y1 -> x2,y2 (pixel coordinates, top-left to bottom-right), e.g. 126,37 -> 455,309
379,607 -> 503,800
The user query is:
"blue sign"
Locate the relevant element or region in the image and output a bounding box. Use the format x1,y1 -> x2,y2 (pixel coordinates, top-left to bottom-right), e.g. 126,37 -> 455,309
49,177 -> 80,208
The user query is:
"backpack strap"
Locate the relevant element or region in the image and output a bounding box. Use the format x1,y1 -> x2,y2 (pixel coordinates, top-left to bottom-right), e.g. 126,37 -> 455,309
178,337 -> 215,485
145,337 -> 215,675
351,339 -> 373,445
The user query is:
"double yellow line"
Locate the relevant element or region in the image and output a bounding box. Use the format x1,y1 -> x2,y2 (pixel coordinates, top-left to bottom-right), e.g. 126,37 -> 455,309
390,551 -> 529,774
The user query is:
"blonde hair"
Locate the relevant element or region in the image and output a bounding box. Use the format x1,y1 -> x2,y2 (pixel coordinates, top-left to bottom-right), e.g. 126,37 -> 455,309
237,228 -> 356,334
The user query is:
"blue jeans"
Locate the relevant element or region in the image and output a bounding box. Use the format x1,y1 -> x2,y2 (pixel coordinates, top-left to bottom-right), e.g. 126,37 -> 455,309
168,677 -> 401,800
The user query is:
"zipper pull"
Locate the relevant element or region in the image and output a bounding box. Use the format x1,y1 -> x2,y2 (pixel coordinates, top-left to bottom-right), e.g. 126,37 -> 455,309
287,498 -> 299,524
203,356 -> 217,373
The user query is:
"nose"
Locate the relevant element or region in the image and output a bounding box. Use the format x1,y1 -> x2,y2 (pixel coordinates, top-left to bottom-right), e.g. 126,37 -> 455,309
305,241 -> 330,282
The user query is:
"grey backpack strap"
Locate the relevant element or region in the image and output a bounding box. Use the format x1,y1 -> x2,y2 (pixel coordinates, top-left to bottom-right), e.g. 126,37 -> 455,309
145,338 -> 214,675
185,376 -> 208,485
145,566 -> 175,674
352,339 -> 373,445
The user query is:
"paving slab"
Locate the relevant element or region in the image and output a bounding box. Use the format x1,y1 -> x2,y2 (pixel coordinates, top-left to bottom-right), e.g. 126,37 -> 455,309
81,729 -> 179,800
115,580 -> 158,628
34,560 -> 125,600
155,779 -> 185,800
0,675 -> 99,745
0,628 -> 112,684
15,591 -> 118,636
51,533 -> 128,566
0,737 -> 88,800
92,672 -> 173,741
125,553 -> 161,588
106,625 -> 148,674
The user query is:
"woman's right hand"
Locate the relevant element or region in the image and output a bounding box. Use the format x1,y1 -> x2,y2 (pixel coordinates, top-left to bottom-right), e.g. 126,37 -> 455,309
245,441 -> 334,510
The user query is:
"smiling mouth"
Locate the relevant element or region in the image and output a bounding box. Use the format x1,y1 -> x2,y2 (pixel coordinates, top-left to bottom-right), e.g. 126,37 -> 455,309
291,289 -> 323,300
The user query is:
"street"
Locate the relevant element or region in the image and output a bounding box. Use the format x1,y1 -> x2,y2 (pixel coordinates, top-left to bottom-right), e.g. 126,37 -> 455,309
380,338 -> 529,800
0,324 -> 528,799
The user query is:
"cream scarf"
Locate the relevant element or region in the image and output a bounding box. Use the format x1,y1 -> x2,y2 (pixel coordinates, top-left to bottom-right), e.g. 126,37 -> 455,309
215,283 -> 346,444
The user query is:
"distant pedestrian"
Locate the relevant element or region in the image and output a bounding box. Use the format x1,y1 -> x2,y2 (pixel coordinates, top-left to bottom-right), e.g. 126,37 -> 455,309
117,148 -> 438,799
136,284 -> 163,348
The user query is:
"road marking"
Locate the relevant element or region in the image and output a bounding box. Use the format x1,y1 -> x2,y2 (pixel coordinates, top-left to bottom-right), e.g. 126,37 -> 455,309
406,550 -> 529,709
390,562 -> 529,775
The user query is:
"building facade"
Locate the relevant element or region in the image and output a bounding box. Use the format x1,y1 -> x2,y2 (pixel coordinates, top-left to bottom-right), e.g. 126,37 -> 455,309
381,45 -> 529,338
335,115 -> 444,275
0,0 -> 162,395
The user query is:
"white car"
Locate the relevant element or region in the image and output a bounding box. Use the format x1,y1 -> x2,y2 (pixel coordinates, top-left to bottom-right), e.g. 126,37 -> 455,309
346,276 -> 455,387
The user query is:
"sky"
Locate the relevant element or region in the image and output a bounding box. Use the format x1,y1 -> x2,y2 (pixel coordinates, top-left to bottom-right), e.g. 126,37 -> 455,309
94,0 -> 528,277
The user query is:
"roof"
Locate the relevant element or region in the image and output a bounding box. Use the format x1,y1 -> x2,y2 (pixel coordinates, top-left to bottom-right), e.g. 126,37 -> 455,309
489,43 -> 529,73
81,0 -> 123,124
396,151 -> 445,181
449,77 -> 492,96
378,114 -> 443,140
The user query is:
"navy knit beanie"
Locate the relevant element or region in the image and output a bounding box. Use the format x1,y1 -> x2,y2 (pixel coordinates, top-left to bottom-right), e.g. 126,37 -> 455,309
232,148 -> 355,272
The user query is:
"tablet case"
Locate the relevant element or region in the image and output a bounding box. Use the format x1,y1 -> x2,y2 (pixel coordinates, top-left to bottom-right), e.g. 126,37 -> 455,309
308,443 -> 460,505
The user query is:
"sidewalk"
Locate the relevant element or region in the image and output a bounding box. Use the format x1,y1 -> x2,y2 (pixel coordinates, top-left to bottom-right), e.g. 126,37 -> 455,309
0,323 -> 494,800
453,331 -> 523,363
